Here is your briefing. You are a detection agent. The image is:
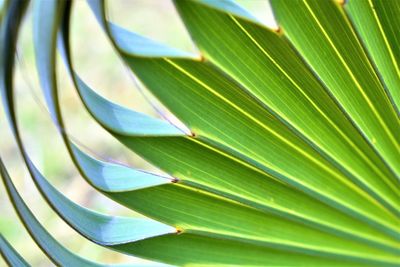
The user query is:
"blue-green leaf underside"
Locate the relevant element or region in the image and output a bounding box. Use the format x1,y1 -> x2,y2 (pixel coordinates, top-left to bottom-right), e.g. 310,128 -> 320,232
0,235 -> 29,267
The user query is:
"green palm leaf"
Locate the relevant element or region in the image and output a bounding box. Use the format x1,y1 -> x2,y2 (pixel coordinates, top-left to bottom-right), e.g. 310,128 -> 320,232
1,0 -> 399,266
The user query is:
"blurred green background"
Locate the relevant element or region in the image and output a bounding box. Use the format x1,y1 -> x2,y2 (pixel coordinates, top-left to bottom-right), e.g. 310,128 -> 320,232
0,1 -> 276,266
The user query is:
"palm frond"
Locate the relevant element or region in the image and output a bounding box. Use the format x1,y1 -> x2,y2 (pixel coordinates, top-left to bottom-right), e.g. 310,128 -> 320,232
0,0 -> 399,266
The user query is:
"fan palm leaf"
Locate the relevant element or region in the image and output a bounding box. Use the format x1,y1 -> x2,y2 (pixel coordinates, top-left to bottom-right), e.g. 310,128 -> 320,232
0,0 -> 399,266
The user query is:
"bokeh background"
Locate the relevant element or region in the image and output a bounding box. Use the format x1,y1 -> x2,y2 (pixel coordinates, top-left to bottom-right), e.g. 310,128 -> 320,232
0,1 -> 276,266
